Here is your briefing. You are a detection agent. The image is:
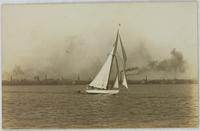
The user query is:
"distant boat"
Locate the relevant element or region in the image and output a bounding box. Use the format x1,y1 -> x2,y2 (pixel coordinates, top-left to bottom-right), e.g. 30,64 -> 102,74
86,26 -> 128,94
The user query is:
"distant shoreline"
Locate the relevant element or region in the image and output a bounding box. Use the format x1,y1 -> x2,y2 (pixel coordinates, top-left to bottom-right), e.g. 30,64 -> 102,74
2,79 -> 198,86
2,83 -> 198,86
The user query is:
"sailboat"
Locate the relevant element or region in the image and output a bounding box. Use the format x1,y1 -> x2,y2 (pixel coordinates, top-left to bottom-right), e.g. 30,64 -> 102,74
86,27 -> 128,94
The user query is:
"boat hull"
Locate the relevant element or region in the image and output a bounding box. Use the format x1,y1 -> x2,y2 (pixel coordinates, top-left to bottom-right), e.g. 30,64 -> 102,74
86,89 -> 119,94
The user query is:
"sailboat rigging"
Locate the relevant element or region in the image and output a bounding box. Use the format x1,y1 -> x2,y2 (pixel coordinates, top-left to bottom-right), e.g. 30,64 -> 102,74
86,26 -> 128,94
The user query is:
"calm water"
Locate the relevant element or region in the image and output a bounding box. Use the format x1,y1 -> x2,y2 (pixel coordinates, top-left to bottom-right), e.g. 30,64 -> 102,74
2,84 -> 199,128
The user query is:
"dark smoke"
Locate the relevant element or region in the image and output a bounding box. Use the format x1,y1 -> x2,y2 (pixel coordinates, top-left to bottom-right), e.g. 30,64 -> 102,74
126,48 -> 187,75
156,48 -> 186,73
6,33 -> 188,81
121,67 -> 139,73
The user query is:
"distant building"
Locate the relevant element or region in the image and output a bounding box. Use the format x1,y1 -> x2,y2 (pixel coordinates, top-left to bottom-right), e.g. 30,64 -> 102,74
34,76 -> 40,81
45,74 -> 47,80
141,75 -> 148,84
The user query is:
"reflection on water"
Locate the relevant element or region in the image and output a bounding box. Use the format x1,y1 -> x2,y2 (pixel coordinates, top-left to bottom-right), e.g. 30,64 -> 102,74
3,84 -> 198,128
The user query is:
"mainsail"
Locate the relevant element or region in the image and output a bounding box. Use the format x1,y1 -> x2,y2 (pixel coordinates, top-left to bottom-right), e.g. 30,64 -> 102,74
119,34 -> 127,64
89,48 -> 115,89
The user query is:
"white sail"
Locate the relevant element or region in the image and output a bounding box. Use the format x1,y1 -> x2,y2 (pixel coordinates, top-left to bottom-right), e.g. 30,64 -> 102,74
122,74 -> 128,88
119,32 -> 128,89
119,34 -> 127,64
113,75 -> 119,88
89,48 -> 114,89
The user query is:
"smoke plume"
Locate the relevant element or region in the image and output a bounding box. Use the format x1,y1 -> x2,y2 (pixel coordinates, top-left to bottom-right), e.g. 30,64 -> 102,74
126,48 -> 187,76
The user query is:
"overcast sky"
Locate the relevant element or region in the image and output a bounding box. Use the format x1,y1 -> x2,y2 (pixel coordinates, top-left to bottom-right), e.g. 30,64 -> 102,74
2,2 -> 198,80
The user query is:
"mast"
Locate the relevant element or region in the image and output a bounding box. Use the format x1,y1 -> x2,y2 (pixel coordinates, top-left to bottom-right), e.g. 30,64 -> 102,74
107,29 -> 119,89
114,55 -> 120,83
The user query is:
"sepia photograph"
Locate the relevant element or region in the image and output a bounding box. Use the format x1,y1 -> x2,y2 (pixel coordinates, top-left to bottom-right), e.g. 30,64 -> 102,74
2,1 -> 198,128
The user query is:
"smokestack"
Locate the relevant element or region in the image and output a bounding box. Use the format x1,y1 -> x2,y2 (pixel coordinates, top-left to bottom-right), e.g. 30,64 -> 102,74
77,73 -> 80,81
45,74 -> 47,80
145,75 -> 147,81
